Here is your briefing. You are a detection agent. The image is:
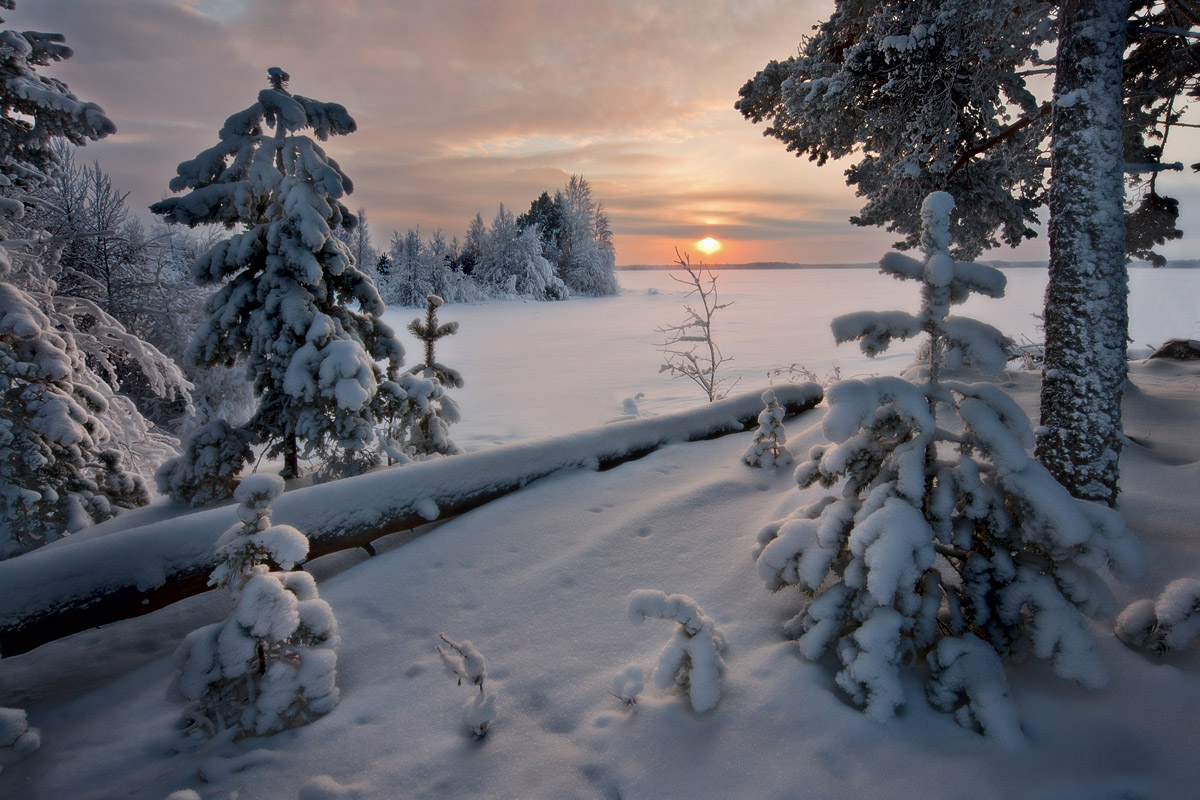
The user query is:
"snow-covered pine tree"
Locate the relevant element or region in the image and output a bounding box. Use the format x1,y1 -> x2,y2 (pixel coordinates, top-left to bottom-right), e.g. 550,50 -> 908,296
152,68 -> 408,488
403,294 -> 462,458
736,0 -> 1052,259
476,204 -> 567,301
743,389 -> 792,468
753,192 -> 1144,740
1037,0 -> 1129,506
0,3 -> 186,556
628,590 -> 726,713
173,474 -> 339,739
556,175 -> 618,297
738,1 -> 1197,505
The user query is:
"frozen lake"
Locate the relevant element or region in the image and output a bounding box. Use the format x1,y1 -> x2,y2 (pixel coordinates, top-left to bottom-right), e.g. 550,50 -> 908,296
383,266 -> 1200,451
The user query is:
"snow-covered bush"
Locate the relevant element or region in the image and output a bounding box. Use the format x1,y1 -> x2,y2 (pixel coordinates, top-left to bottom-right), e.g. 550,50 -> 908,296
743,389 -> 792,468
437,633 -> 495,739
173,475 -> 339,739
1116,578 -> 1200,654
628,590 -> 726,713
0,707 -> 40,771
753,192 -> 1144,734
152,67 -> 408,488
657,251 -> 738,402
612,665 -> 644,706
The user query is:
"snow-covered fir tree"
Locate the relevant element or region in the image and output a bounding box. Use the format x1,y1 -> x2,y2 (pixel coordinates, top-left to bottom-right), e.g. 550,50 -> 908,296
753,193 -> 1144,740
173,475 -> 339,739
476,204 -> 567,301
554,175 -> 618,297
743,389 -> 793,468
0,2 -> 188,556
738,1 -> 1197,505
379,227 -> 479,307
152,68 -> 408,490
403,294 -> 462,458
628,590 -> 726,713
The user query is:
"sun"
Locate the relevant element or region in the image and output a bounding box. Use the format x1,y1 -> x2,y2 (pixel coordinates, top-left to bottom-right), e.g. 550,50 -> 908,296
696,237 -> 721,256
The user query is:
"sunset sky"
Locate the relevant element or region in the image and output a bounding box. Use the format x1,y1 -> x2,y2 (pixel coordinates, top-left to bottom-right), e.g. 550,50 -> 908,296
19,0 -> 1199,266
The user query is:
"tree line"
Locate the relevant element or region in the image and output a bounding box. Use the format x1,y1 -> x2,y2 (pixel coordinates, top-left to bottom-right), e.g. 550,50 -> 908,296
343,174 -> 618,308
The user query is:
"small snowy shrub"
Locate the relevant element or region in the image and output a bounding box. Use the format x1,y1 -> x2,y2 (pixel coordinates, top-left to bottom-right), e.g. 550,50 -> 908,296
754,192 -> 1144,733
0,707 -> 40,771
628,590 -> 726,713
612,665 -> 644,706
1116,578 -> 1200,654
437,633 -> 496,738
743,389 -> 793,468
174,475 -> 339,739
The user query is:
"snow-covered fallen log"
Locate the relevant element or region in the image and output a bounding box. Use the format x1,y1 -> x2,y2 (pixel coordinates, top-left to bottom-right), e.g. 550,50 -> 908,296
0,383 -> 822,657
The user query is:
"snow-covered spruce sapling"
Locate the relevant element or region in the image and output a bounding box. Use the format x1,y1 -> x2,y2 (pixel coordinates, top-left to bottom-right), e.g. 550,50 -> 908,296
628,590 -> 726,713
152,67 -> 408,492
753,192 -> 1144,739
743,389 -> 793,468
437,633 -> 496,738
0,707 -> 40,772
1116,578 -> 1200,655
657,250 -> 738,402
399,294 -> 463,459
173,474 -> 339,739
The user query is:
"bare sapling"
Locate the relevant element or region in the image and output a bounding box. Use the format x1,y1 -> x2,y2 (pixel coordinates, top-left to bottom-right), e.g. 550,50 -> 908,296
657,249 -> 738,402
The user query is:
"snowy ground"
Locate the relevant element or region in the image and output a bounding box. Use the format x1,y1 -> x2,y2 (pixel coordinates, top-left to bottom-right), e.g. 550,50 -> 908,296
2,268 -> 1199,799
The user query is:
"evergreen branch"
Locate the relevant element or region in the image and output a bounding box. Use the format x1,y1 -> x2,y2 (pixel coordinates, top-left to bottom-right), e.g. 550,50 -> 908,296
947,102 -> 1052,181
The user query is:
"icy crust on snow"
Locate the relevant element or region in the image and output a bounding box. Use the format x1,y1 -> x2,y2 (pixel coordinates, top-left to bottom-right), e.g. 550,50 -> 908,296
0,383 -> 823,640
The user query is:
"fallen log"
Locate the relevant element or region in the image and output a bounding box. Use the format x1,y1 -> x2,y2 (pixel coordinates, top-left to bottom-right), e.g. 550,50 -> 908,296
0,383 -> 822,656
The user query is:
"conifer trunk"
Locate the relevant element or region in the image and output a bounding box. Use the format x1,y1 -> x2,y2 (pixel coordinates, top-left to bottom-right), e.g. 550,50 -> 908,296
1037,0 -> 1129,506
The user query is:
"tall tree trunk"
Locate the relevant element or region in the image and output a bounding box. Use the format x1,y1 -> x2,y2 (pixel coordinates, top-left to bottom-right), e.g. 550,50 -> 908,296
1037,0 -> 1130,506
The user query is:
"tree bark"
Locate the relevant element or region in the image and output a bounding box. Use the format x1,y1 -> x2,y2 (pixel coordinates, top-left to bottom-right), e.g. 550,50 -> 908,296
1037,0 -> 1130,506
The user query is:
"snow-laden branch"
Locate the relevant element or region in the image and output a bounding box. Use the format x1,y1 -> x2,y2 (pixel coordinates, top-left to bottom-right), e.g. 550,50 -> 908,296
629,590 -> 726,712
0,383 -> 822,656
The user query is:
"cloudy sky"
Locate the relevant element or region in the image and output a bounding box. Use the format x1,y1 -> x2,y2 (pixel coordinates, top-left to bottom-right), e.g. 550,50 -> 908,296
19,0 -> 1199,265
